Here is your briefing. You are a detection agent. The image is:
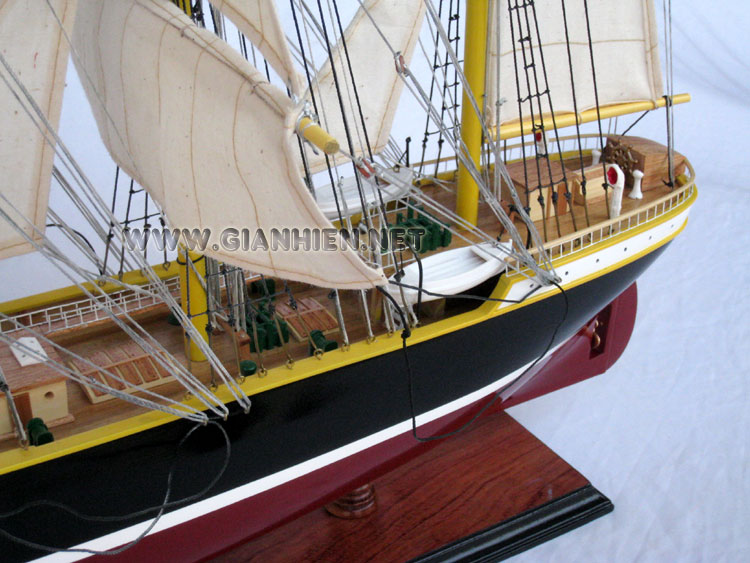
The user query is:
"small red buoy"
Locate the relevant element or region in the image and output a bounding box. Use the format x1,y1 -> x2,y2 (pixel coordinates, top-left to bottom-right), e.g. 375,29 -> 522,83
607,166 -> 619,186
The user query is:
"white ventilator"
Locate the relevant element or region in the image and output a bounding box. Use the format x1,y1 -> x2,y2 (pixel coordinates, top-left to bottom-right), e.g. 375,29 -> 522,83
629,169 -> 644,199
591,149 -> 602,165
606,163 -> 625,218
534,129 -> 548,156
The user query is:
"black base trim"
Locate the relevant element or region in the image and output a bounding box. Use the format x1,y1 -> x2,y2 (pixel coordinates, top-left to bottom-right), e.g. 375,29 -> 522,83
411,485 -> 614,563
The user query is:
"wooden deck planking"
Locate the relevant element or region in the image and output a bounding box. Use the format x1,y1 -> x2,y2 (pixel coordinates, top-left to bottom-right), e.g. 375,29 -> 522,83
0,141 -> 685,455
0,340 -> 66,395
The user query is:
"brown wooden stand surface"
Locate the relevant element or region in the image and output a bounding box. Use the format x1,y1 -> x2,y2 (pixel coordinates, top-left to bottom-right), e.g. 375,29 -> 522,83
210,411 -> 612,562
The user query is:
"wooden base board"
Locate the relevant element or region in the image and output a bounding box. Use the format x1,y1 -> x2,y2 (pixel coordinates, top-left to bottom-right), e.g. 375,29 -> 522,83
210,410 -> 613,562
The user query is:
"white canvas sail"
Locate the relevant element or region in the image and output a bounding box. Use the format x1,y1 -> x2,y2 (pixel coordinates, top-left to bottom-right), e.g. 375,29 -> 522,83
210,0 -> 302,96
72,0 -> 385,289
0,0 -> 76,260
486,0 -> 663,130
306,0 -> 426,173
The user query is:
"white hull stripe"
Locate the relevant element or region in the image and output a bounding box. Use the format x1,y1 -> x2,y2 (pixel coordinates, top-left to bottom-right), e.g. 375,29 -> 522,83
37,209 -> 690,562
501,206 -> 691,306
38,352 -> 554,562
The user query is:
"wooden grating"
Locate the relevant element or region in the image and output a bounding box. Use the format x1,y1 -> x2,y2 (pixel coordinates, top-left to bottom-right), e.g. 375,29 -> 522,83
66,335 -> 175,404
274,297 -> 338,341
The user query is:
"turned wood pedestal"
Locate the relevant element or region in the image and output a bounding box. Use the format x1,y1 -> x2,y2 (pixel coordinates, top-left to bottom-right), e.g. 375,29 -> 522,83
212,411 -> 612,562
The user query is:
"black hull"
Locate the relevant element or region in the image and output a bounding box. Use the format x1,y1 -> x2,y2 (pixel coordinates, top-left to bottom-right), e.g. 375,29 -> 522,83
0,245 -> 666,561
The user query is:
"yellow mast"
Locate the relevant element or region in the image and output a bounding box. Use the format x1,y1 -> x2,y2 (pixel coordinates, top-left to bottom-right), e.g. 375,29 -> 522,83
171,0 -> 192,17
455,0 -> 490,226
169,0 -> 208,364
178,248 -> 208,363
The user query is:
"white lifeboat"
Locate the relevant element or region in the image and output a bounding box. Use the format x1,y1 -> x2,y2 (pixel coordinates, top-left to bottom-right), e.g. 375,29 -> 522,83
389,242 -> 512,306
314,167 -> 413,220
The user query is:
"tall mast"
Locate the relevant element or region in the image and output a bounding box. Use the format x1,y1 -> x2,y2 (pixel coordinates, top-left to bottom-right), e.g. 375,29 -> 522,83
455,0 -> 489,226
172,0 -> 208,363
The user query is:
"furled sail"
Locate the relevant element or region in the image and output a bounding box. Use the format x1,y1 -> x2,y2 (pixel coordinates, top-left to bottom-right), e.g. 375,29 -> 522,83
209,0 -> 302,96
0,0 -> 76,260
306,0 -> 426,173
486,0 -> 663,131
72,0 -> 385,289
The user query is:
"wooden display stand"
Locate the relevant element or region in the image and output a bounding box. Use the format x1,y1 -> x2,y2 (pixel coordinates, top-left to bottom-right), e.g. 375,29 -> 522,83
213,410 -> 612,562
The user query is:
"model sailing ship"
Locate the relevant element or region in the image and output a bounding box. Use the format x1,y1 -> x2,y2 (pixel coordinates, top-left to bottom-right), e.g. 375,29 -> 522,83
0,0 -> 695,559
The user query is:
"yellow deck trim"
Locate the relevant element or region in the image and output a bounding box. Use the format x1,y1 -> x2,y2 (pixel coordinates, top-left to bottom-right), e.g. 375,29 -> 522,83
0,263 -> 180,316
542,185 -> 694,268
490,210 -> 691,317
0,188 -> 696,476
488,185 -> 697,314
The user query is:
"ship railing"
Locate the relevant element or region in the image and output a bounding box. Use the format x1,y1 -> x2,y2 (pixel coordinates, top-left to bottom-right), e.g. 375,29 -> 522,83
505,158 -> 696,278
416,133 -> 606,183
0,276 -> 181,334
491,133 -> 607,201
393,133 -> 693,284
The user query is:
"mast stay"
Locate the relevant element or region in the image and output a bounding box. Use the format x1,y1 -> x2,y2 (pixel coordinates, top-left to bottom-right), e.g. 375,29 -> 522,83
0,0 -> 686,424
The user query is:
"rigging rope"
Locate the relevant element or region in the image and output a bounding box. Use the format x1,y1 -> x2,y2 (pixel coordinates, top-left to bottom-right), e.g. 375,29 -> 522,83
290,0 -> 346,227
19,4 -> 253,410
582,0 -> 611,218
0,45 -> 250,414
0,367 -> 28,448
102,166 -> 120,276
663,0 -> 675,188
371,152 -> 546,284
0,317 -> 208,422
618,110 -> 650,139
315,0 -> 376,239
417,0 -> 462,178
0,419 -> 231,556
419,0 -> 557,282
528,1 -> 575,234
558,0 -> 591,227
507,0 -> 574,241
379,278 -> 568,443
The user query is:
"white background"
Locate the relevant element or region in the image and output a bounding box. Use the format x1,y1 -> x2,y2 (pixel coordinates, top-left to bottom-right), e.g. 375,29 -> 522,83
1,1 -> 748,561
508,2 -> 750,561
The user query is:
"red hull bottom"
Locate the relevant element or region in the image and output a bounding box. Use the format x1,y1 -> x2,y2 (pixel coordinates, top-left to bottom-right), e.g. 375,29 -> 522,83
89,283 -> 637,562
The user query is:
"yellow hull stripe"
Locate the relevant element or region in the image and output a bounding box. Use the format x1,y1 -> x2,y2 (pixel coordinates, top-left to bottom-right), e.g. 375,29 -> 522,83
0,189 -> 696,476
